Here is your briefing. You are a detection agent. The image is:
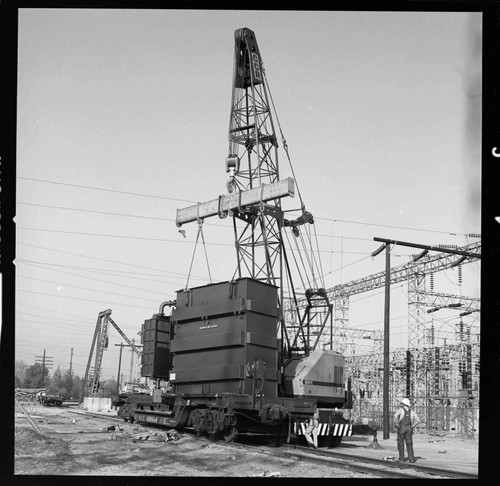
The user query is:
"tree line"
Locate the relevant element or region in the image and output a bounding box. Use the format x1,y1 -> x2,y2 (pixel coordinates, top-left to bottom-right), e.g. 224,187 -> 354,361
15,360 -> 119,400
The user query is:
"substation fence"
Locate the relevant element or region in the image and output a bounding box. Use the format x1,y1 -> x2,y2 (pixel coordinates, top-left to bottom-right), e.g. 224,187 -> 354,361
354,401 -> 479,438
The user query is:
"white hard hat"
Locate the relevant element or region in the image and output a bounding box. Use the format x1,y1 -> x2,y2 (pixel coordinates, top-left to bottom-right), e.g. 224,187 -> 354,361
401,398 -> 411,407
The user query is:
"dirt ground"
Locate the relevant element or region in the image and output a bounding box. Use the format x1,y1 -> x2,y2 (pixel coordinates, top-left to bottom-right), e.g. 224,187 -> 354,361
13,406 -> 369,478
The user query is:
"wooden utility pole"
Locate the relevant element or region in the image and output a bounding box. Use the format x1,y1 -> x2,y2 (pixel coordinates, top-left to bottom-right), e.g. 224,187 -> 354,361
383,244 -> 391,440
35,349 -> 53,388
372,236 -> 481,440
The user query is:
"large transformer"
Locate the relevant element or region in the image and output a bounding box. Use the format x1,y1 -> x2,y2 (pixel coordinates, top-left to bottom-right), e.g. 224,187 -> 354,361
169,279 -> 279,398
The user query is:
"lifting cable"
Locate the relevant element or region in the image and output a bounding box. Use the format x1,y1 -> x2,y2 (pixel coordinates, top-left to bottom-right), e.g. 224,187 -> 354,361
298,231 -> 315,287
185,217 -> 212,290
263,67 -> 305,210
284,229 -> 310,291
264,66 -> 329,290
283,231 -> 305,292
306,222 -> 326,289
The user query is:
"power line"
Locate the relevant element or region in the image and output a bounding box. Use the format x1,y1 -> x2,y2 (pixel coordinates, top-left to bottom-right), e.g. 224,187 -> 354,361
314,215 -> 469,237
17,228 -> 375,256
15,318 -> 92,336
18,199 -> 472,241
16,261 -> 177,295
17,176 -> 196,203
16,259 -> 203,286
16,310 -> 91,325
16,289 -> 154,310
17,177 -> 476,237
321,254 -> 373,278
350,283 -> 406,304
17,226 -> 234,246
16,243 -> 388,294
17,242 -> 204,279
16,274 -> 162,303
17,201 -> 231,229
18,202 -> 176,222
15,302 -> 97,319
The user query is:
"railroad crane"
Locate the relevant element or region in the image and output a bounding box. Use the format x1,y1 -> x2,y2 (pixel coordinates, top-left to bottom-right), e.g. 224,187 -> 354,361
113,28 -> 351,447
176,28 -> 331,361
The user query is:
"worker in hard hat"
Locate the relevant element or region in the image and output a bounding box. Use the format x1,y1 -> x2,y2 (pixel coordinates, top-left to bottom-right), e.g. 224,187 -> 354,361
393,398 -> 421,463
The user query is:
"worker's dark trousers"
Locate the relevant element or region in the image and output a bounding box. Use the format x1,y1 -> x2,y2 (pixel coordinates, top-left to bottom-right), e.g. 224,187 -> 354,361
397,426 -> 415,461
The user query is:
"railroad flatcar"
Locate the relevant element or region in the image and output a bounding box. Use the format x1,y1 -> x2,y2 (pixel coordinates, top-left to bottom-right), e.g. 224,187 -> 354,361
113,278 -> 352,446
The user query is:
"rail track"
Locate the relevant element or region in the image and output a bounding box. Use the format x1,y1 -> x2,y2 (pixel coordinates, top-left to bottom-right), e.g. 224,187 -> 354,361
65,408 -> 477,479
280,444 -> 478,480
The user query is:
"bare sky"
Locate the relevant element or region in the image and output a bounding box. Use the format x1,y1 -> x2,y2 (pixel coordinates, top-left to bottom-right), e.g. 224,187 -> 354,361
15,9 -> 482,381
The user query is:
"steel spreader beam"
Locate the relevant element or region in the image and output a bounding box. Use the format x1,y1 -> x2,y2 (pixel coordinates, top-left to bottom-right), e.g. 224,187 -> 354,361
176,178 -> 294,227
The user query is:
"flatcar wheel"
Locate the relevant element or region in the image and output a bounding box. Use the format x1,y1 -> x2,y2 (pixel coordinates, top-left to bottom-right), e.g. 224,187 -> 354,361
223,426 -> 238,442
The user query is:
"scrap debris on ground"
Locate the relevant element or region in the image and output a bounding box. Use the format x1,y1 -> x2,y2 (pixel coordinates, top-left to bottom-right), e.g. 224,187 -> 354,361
13,407 -> 477,478
110,426 -> 181,443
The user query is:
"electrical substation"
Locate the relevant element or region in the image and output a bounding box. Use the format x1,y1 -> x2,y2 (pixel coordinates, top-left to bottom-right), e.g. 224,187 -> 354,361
80,27 -> 481,444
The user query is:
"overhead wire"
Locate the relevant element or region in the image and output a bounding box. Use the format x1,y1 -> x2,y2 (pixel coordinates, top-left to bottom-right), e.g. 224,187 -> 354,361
17,176 -> 196,203
313,215 -> 471,237
17,177 -> 478,238
16,274 -> 162,303
16,124 -> 479,373
15,302 -> 97,319
19,229 -> 372,256
17,201 -> 231,229
16,242 -> 189,277
18,201 -> 176,222
17,226 -> 233,246
16,259 -> 187,289
16,310 -> 92,325
15,318 -> 94,337
17,289 -> 155,310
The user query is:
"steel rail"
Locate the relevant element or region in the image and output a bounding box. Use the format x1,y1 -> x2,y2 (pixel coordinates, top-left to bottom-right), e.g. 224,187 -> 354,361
267,445 -> 434,479
68,408 -> 478,479
283,444 -> 478,480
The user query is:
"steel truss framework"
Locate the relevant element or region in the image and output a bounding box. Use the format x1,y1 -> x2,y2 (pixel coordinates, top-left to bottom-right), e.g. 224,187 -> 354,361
224,29 -> 330,359
227,28 -> 283,292
293,241 -> 480,355
345,341 -> 479,436
288,242 -> 480,436
177,29 -> 335,360
82,310 -> 142,401
327,241 -> 481,300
